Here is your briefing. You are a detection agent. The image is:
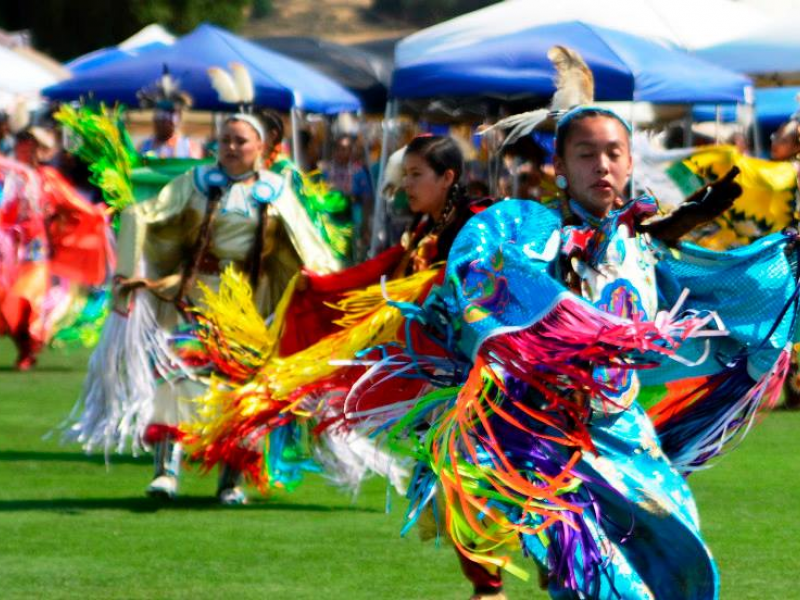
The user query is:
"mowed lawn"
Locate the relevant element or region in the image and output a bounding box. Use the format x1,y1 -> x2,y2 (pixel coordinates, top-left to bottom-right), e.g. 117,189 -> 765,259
0,340 -> 798,599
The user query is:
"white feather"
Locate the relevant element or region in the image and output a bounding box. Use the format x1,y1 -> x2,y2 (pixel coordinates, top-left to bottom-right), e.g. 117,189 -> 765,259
9,97 -> 29,133
479,45 -> 594,147
161,73 -> 176,99
381,145 -> 406,197
208,67 -> 241,104
479,108 -> 549,146
230,63 -> 255,104
547,46 -> 594,113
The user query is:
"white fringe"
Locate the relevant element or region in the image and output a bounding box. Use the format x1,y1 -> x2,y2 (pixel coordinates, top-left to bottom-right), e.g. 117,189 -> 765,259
59,291 -> 186,459
314,428 -> 409,497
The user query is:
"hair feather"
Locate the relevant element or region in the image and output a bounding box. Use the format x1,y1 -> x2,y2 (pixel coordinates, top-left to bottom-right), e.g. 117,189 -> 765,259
547,45 -> 594,112
230,63 -> 255,104
208,67 -> 241,104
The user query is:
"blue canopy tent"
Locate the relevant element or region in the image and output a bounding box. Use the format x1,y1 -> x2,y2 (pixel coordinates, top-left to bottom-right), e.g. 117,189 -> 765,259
369,21 -> 753,253
693,87 -> 800,153
44,23 -> 362,115
66,42 -> 169,74
254,36 -> 392,113
391,21 -> 751,104
749,87 -> 800,131
694,87 -> 800,130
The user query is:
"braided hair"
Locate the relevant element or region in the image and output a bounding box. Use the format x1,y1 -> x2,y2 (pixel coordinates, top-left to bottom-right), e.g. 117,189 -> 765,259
258,109 -> 285,169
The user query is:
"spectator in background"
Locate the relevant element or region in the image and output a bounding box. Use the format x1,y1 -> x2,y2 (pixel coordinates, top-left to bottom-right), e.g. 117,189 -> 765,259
770,113 -> 800,161
324,134 -> 369,197
136,74 -> 203,160
499,134 -> 557,204
139,107 -> 203,159
0,112 -> 14,156
323,134 -> 374,257
298,129 -> 321,174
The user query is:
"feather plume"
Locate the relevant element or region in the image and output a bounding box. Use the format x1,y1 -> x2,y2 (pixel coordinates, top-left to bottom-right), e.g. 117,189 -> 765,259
160,72 -> 176,99
382,146 -> 407,197
208,67 -> 241,104
9,97 -> 30,134
480,109 -> 549,146
481,45 -> 595,147
230,63 -> 255,104
547,45 -> 594,112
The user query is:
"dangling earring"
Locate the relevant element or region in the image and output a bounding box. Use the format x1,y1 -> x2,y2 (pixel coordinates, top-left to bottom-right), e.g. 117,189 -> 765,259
555,174 -> 568,190
434,184 -> 457,234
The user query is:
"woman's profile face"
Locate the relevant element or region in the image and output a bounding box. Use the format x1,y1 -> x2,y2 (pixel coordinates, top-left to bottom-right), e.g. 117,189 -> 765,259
402,152 -> 454,219
218,120 -> 264,177
554,116 -> 632,218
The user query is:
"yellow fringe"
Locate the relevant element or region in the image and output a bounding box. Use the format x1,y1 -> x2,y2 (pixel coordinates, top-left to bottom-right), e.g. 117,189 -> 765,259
195,266 -> 299,366
268,268 -> 440,400
329,267 -> 441,328
186,268 -> 441,453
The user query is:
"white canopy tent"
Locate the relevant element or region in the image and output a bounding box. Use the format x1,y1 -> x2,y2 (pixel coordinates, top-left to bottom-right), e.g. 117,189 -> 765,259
118,23 -> 176,51
0,45 -> 68,110
696,14 -> 800,85
396,0 -> 770,66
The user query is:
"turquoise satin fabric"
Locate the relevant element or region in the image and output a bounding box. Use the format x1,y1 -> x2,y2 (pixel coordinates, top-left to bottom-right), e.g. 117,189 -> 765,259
427,198 -> 796,598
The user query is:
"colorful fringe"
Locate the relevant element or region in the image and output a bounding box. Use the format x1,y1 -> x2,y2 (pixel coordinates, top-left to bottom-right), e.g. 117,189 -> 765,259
345,294 -> 724,590
180,266 -> 440,489
50,288 -> 110,349
649,345 -> 791,473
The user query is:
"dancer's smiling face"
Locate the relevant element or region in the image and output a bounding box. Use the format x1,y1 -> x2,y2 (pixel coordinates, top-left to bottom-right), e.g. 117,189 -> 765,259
219,119 -> 264,177
554,115 -> 632,218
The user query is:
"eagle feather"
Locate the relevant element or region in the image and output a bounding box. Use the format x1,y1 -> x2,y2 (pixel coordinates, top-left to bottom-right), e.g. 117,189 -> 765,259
482,45 -> 595,146
230,63 -> 255,104
208,67 -> 241,104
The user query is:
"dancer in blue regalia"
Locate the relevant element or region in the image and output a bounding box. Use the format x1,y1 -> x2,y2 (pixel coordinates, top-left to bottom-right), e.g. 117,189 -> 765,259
343,48 -> 797,600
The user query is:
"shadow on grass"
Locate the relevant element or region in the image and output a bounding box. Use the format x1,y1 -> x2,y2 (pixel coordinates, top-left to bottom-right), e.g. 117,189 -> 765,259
0,365 -> 80,373
0,451 -> 148,466
0,496 -> 382,515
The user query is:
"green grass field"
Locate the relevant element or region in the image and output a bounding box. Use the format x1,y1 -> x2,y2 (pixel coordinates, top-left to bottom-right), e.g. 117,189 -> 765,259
1,340 -> 798,599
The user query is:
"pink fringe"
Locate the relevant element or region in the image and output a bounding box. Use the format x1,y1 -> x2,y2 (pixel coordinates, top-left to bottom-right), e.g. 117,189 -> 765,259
482,295 -> 718,412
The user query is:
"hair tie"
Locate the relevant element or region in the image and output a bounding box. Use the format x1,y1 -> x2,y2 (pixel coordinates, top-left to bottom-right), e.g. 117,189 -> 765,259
228,113 -> 266,141
555,106 -> 633,143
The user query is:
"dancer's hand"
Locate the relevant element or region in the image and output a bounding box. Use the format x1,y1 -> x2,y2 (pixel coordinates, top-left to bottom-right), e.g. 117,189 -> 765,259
638,167 -> 741,244
113,276 -> 149,294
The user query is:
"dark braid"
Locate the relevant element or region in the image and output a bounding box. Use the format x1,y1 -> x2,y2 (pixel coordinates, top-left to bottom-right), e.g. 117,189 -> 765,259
258,109 -> 285,168
174,186 -> 223,308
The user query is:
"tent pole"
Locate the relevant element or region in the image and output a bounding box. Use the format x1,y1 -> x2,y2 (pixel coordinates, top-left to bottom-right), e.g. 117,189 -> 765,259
747,91 -> 762,157
684,110 -> 694,148
370,99 -> 397,257
291,107 -> 302,166
629,102 -> 636,199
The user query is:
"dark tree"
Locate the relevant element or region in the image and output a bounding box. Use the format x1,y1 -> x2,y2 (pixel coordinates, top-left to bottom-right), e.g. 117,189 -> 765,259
0,0 -> 251,61
371,0 -> 501,25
